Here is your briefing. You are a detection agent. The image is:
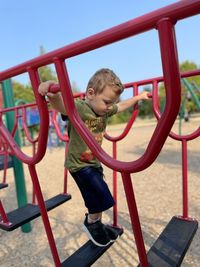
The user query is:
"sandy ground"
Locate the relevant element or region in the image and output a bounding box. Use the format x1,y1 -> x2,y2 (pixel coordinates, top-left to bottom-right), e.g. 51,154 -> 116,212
0,116 -> 199,267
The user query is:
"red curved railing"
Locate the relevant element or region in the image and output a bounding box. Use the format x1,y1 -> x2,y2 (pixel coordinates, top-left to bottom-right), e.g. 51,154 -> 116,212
150,68 -> 200,220
151,68 -> 200,141
48,17 -> 181,175
104,85 -> 138,142
0,1 -> 199,171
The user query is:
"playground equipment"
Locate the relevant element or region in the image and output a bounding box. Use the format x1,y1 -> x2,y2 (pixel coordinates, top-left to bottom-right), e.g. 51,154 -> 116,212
16,99 -> 40,145
0,80 -> 32,232
48,92 -> 84,150
126,68 -> 199,267
0,135 -> 12,189
182,78 -> 200,112
0,0 -> 199,266
0,102 -> 71,231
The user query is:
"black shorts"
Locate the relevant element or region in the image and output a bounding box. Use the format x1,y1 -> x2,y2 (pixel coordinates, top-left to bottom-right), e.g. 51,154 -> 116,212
70,166 -> 115,214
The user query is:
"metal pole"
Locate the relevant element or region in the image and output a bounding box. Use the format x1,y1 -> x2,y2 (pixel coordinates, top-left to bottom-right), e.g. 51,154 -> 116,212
112,141 -> 118,226
121,172 -> 148,267
182,139 -> 189,218
1,79 -> 31,233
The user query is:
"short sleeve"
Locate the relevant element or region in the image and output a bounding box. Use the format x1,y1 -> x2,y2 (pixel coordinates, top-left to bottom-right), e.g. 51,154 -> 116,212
106,104 -> 118,117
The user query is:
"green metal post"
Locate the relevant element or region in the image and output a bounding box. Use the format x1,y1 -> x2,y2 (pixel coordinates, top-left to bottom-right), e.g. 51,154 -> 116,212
1,79 -> 31,233
191,81 -> 200,96
182,78 -> 200,111
179,102 -> 185,135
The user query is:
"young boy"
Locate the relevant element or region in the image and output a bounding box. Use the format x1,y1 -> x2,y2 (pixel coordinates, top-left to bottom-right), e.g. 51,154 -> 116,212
38,68 -> 149,247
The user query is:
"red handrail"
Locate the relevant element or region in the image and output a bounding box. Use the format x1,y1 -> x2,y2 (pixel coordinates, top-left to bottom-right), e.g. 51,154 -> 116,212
152,69 -> 200,141
0,0 -> 199,169
104,85 -> 139,142
50,19 -> 181,174
0,0 -> 199,81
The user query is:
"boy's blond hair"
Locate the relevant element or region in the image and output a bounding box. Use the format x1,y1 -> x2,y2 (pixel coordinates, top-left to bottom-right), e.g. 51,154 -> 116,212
86,68 -> 124,95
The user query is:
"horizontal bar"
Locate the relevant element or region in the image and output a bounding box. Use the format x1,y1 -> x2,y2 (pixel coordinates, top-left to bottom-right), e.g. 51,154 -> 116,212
0,0 -> 200,81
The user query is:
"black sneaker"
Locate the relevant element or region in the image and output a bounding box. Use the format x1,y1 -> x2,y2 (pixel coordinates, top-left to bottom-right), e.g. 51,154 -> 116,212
83,214 -> 111,247
104,225 -> 120,242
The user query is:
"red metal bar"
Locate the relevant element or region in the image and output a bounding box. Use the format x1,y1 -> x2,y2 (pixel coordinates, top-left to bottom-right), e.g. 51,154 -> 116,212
0,0 -> 200,81
49,110 -> 69,194
112,141 -> 118,227
152,71 -> 200,142
51,110 -> 68,142
51,33 -> 181,173
28,165 -> 61,267
0,201 -> 11,226
104,85 -> 138,142
22,106 -> 39,144
63,144 -> 68,195
3,152 -> 8,184
124,68 -> 200,89
0,102 -> 38,113
121,172 -> 148,267
0,68 -> 48,165
0,78 -> 49,165
151,72 -> 199,221
182,139 -> 189,219
0,0 -> 198,171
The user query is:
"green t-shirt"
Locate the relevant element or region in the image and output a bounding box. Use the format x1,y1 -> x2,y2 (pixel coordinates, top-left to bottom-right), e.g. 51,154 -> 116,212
64,99 -> 118,172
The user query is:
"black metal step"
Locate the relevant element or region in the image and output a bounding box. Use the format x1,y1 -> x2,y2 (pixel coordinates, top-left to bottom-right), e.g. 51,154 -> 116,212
62,227 -> 123,267
0,155 -> 13,170
0,193 -> 71,231
0,183 -> 8,189
138,216 -> 198,267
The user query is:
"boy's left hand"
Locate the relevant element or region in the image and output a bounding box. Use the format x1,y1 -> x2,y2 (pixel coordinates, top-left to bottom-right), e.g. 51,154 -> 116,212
138,91 -> 151,101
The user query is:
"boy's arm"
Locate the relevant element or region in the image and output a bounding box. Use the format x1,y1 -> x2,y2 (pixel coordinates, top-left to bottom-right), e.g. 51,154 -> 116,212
38,81 -> 67,115
48,93 -> 67,115
116,91 -> 150,113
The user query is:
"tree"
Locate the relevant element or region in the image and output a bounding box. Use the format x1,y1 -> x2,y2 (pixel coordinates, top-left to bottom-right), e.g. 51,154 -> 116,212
180,61 -> 200,113
13,81 -> 35,103
13,46 -> 80,103
38,46 -> 57,82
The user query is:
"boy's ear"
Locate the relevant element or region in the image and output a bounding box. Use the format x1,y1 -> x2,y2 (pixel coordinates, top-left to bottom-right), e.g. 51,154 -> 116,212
86,88 -> 95,99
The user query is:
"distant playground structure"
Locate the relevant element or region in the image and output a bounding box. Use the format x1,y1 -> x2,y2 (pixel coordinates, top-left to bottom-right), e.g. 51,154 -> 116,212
0,1 -> 200,266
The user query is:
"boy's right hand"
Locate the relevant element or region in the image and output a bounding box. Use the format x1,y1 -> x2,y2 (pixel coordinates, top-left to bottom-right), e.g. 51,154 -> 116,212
38,80 -> 59,98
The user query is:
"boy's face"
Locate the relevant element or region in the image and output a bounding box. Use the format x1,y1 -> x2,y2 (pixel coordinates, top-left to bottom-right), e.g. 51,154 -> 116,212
86,86 -> 119,116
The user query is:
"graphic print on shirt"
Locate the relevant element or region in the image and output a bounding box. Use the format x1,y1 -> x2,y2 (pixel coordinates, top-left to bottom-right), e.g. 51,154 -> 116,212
81,117 -> 105,162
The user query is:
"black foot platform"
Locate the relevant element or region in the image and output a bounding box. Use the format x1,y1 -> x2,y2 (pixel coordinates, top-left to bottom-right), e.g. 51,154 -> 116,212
0,155 -> 13,170
0,193 -> 71,231
138,216 -> 198,267
62,227 -> 123,267
0,183 -> 8,190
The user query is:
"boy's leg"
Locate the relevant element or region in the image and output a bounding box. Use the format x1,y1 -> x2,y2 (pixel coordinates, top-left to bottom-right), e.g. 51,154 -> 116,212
83,213 -> 111,247
87,212 -> 102,223
87,212 -> 119,242
71,167 -> 119,245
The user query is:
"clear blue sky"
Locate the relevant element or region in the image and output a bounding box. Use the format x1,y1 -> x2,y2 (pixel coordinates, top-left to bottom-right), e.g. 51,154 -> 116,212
0,0 -> 200,96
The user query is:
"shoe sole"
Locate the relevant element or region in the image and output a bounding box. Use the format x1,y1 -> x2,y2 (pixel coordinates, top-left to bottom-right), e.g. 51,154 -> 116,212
82,224 -> 111,247
109,236 -> 119,242
105,225 -> 120,242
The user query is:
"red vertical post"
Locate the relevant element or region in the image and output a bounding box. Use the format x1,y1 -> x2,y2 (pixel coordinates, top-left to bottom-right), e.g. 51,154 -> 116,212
182,139 -> 188,218
32,142 -> 37,205
121,172 -> 148,267
63,143 -> 68,194
112,141 -> 118,226
3,152 -> 8,184
28,165 -> 61,267
0,200 -> 11,225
